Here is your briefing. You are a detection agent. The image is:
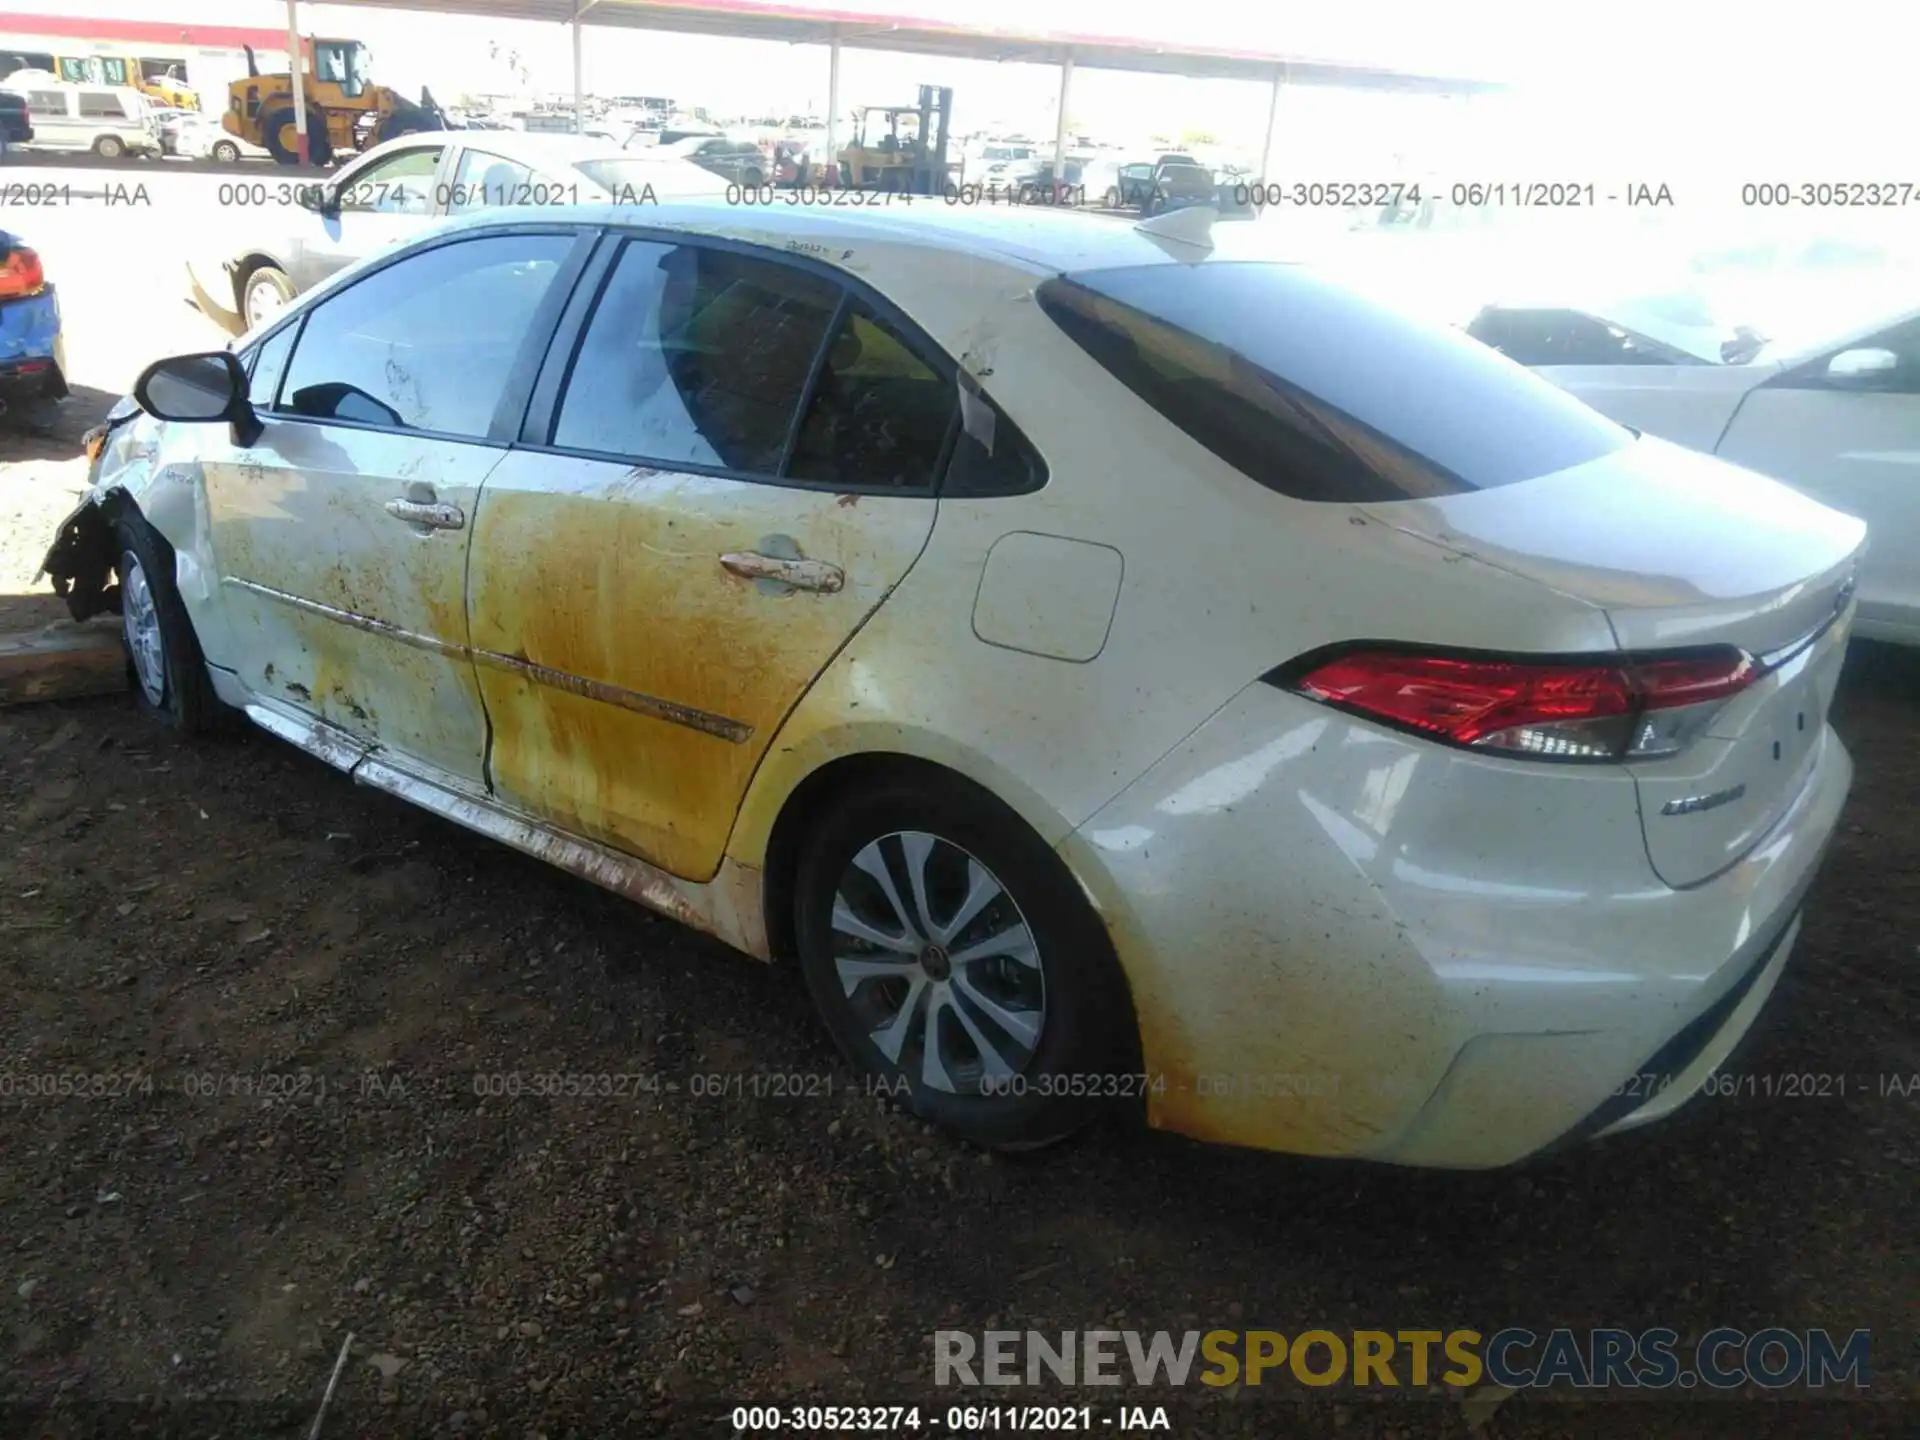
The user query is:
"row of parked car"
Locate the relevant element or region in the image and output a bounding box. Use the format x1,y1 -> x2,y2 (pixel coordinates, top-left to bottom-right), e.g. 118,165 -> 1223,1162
0,72 -> 160,159
0,70 -> 268,162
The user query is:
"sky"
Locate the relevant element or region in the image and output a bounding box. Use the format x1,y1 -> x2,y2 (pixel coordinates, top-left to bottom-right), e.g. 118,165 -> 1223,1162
0,1 -> 1901,172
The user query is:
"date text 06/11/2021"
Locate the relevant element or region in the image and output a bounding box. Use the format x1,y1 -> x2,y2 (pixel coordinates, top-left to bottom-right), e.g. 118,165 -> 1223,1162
729,1404 -> 1173,1432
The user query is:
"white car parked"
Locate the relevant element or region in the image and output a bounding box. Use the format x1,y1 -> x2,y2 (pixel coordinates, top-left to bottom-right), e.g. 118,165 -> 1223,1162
172,112 -> 268,164
45,204 -> 1859,1167
1,74 -> 159,158
1470,293 -> 1920,644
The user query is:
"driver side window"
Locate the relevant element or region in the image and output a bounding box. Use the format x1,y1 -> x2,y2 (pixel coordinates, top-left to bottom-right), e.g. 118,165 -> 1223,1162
277,232 -> 575,438
335,146 -> 443,216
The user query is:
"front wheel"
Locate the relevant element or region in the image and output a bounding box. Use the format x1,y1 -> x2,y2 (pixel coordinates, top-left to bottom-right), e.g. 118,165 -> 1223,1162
92,134 -> 125,160
240,264 -> 295,329
261,108 -> 330,166
795,773 -> 1139,1150
115,513 -> 228,735
210,139 -> 240,163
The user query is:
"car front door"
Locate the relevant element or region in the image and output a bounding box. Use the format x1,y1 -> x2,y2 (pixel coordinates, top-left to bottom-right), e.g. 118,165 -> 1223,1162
465,234 -> 949,879
204,227 -> 588,786
1492,307 -> 1774,453
1713,314 -> 1920,639
295,143 -> 451,291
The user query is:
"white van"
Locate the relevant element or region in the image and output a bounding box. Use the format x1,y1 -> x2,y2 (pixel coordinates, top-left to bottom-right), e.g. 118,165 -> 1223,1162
1,73 -> 160,158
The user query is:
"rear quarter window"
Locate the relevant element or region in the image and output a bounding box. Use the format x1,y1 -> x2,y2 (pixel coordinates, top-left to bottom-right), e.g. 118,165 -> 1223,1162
1036,262 -> 1632,502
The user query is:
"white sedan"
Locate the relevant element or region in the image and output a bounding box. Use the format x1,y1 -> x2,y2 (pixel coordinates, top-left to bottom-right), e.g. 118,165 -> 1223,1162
1469,292 -> 1920,645
43,203 -> 1859,1167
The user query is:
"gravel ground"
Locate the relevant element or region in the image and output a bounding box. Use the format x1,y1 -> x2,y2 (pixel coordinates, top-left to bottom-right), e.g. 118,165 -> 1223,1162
1,176 -> 1915,1440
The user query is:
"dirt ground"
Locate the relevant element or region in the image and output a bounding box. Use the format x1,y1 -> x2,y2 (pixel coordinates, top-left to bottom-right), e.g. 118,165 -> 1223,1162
2,216 -> 1917,1440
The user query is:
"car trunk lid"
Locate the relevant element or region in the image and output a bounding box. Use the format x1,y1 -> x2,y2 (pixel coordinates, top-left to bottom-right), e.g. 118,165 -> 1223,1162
1361,435 -> 1864,886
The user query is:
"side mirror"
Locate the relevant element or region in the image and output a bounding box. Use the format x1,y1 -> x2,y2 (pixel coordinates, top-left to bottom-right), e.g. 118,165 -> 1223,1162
132,351 -> 261,445
1827,347 -> 1898,383
295,183 -> 335,215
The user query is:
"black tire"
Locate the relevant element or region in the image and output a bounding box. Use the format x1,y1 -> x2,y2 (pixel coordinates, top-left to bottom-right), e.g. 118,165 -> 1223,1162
239,264 -> 296,329
113,512 -> 227,736
795,771 -> 1138,1150
260,108 -> 330,167
374,110 -> 434,145
92,133 -> 125,160
211,139 -> 240,163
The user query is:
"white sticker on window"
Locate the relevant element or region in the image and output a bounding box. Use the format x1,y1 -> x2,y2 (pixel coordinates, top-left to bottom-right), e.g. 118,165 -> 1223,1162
957,375 -> 996,451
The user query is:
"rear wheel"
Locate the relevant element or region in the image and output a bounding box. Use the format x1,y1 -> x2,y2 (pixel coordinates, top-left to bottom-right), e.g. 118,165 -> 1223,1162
795,773 -> 1138,1150
115,512 -> 227,736
210,139 -> 240,163
91,133 -> 125,160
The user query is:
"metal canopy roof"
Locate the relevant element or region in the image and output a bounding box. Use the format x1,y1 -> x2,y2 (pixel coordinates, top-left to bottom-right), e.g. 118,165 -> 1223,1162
316,0 -> 1504,93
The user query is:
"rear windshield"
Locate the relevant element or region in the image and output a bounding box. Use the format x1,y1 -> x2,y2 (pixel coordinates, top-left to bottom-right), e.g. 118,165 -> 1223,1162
1036,262 -> 1632,502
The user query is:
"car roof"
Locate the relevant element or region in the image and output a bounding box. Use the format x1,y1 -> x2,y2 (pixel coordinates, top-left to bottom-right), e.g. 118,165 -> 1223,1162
360,128 -> 635,166
342,128 -> 729,195
416,198 -> 1297,277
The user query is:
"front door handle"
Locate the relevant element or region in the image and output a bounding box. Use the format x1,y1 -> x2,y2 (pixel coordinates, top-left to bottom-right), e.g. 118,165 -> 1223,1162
720,550 -> 845,594
384,497 -> 465,531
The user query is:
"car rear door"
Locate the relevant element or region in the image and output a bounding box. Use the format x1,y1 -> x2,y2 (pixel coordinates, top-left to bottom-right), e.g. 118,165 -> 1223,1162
203,225 -> 590,787
465,232 -> 949,880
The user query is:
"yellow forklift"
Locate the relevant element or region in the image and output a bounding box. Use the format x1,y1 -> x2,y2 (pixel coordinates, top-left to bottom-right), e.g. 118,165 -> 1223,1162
835,85 -> 959,194
225,37 -> 446,167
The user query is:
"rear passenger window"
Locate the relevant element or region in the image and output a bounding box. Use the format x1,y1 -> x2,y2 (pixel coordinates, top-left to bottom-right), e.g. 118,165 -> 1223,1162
787,301 -> 954,489
79,90 -> 123,119
280,233 -> 572,438
551,240 -> 839,473
449,149 -> 534,213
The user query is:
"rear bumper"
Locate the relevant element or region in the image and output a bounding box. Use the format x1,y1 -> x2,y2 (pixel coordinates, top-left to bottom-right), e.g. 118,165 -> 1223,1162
1061,681 -> 1853,1168
1357,721 -> 1850,1167
0,289 -> 65,398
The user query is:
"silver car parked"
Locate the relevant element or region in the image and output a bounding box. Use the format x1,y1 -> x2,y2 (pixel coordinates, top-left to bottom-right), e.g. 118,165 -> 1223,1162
185,129 -> 730,335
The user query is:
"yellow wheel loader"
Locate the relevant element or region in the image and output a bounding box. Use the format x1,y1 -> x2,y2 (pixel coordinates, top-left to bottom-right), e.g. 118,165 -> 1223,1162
224,38 -> 445,167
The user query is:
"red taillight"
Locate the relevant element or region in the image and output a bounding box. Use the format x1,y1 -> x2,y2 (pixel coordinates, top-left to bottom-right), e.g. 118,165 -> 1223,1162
0,246 -> 46,300
1290,647 -> 1757,761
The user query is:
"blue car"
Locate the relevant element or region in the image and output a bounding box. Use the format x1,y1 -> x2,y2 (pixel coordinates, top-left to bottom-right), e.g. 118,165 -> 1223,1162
0,229 -> 67,424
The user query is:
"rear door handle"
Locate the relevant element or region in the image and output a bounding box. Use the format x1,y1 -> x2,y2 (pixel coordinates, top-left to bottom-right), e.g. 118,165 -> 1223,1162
720,550 -> 845,593
384,498 -> 465,531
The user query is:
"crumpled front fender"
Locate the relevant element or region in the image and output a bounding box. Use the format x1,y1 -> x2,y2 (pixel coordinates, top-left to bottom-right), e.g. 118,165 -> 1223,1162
40,495 -> 120,621
39,400 -> 148,620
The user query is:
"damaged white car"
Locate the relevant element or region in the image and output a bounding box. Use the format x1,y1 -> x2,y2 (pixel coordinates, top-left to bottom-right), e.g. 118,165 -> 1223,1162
44,202 -> 1860,1166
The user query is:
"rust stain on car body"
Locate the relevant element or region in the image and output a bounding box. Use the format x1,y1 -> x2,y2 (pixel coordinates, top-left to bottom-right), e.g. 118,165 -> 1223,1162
463,463 -> 936,883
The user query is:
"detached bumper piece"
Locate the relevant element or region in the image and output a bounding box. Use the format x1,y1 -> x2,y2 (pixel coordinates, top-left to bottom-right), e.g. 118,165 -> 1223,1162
41,499 -> 119,622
